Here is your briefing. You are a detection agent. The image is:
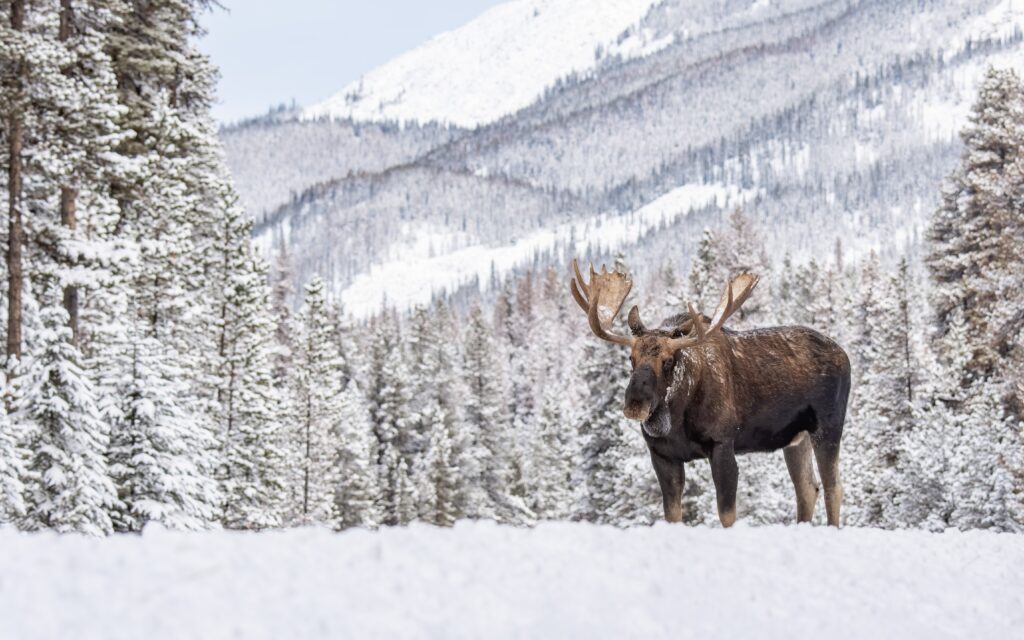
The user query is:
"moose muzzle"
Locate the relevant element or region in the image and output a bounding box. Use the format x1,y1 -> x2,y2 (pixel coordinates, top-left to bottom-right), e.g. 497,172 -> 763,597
623,364 -> 656,421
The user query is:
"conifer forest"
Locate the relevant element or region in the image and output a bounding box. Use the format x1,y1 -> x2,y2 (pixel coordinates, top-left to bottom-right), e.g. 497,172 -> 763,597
1,0 -> 1023,542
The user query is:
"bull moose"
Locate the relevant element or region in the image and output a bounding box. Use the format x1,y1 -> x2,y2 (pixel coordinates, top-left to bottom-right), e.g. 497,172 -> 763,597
570,259 -> 851,527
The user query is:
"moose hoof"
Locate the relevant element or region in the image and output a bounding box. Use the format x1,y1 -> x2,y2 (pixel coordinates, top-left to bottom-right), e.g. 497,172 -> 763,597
719,508 -> 736,528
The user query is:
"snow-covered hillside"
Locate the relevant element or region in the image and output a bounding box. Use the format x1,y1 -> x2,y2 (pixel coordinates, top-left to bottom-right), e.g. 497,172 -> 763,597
335,183 -> 751,317
4,522 -> 1022,639
224,0 -> 1024,316
302,0 -> 661,127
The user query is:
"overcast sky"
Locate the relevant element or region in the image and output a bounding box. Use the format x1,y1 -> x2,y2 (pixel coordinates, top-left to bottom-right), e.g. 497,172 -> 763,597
197,1 -> 504,124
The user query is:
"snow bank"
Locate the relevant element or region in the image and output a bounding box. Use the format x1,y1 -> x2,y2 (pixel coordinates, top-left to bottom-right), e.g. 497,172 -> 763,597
302,0 -> 660,127
3,521 -> 1022,639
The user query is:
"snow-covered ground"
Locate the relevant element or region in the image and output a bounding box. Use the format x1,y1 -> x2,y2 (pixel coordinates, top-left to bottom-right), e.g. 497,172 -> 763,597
3,521 -> 1021,639
302,0 -> 660,127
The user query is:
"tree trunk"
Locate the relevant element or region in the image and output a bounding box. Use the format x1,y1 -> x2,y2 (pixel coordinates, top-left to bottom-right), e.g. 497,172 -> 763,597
60,0 -> 79,344
6,0 -> 26,362
61,188 -> 79,343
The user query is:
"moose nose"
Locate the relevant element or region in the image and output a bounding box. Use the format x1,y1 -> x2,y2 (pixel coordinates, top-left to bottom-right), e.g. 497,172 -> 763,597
624,365 -> 656,420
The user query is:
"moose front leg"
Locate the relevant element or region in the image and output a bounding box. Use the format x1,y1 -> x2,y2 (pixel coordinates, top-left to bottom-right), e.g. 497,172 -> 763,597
710,441 -> 738,528
649,450 -> 685,523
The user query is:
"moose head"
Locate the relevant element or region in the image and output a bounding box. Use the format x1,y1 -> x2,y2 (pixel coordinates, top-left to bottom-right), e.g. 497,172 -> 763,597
569,259 -> 758,437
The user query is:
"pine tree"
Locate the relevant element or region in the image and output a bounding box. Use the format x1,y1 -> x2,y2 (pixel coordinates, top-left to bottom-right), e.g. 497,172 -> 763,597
215,251 -> 287,530
949,383 -> 1022,532
417,415 -> 461,526
333,380 -> 380,529
365,311 -> 412,524
394,457 -> 418,525
714,208 -> 771,326
530,378 -> 575,520
409,301 -> 466,524
687,228 -> 717,310
928,66 -> 1024,386
109,313 -> 219,531
0,373 -> 25,522
462,305 -> 529,523
16,306 -> 117,535
289,277 -> 342,525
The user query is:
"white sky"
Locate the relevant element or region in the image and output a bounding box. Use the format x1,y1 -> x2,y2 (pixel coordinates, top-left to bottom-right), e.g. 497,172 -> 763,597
197,0 -> 504,124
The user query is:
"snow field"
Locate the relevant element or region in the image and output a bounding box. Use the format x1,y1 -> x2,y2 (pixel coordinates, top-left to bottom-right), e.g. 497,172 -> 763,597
2,521 -> 1022,639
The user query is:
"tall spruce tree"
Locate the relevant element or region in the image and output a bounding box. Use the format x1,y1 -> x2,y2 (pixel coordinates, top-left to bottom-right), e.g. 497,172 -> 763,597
333,380 -> 380,529
290,277 -> 342,525
462,305 -> 529,523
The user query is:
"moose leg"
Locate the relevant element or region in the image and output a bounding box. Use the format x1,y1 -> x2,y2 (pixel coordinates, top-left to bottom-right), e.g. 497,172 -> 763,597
783,433 -> 819,523
812,438 -> 843,527
710,441 -> 738,528
649,450 -> 685,523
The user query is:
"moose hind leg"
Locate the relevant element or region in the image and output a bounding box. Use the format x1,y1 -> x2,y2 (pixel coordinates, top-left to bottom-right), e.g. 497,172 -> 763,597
649,450 -> 685,523
710,441 -> 738,528
783,432 -> 819,523
812,438 -> 843,527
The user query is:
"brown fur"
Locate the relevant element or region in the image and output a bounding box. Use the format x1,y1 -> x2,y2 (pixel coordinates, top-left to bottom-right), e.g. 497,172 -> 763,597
571,264 -> 850,527
628,317 -> 851,527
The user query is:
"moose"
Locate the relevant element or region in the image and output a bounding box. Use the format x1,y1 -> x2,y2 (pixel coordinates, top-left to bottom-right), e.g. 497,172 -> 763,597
570,259 -> 851,527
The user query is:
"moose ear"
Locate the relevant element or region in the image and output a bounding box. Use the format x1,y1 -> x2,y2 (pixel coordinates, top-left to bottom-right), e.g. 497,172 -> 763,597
627,305 -> 645,336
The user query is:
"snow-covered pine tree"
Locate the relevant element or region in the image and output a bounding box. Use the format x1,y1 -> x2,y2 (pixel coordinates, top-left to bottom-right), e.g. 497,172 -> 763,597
417,412 -> 461,526
687,228 -> 717,311
791,259 -> 820,327
269,246 -> 295,383
16,306 -> 117,535
525,269 -> 576,520
926,66 -> 1024,529
0,379 -> 25,522
530,376 -> 575,520
333,380 -> 380,529
714,208 -> 771,326
394,457 -> 418,525
927,66 -> 1024,391
366,310 -> 412,525
108,310 -> 219,531
843,252 -> 886,526
409,301 -> 467,524
462,305 -> 529,523
289,277 -> 342,525
213,246 -> 287,530
949,381 -> 1021,532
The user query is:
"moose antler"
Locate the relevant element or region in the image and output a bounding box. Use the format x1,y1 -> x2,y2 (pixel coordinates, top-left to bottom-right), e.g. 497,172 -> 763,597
667,273 -> 759,350
570,258 -> 635,347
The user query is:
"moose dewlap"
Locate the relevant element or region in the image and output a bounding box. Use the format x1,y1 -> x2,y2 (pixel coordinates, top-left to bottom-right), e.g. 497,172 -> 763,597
570,259 -> 851,527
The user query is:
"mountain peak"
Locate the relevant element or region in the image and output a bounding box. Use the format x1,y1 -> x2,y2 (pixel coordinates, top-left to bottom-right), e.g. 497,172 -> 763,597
302,0 -> 662,128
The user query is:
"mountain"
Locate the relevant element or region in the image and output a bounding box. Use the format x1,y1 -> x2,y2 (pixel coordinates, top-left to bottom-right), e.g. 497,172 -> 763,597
221,0 -> 1024,317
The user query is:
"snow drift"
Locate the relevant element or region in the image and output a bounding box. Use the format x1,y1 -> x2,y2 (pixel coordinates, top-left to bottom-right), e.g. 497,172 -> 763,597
3,521 -> 1021,639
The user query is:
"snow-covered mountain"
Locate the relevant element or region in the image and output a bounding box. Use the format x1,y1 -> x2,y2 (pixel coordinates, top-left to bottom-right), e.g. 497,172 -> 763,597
221,0 -> 1024,317
302,0 -> 664,127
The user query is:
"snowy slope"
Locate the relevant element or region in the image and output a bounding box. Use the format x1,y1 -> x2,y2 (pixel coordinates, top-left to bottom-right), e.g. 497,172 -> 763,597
336,183 -> 751,317
3,522 -> 1022,639
302,0 -> 661,127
